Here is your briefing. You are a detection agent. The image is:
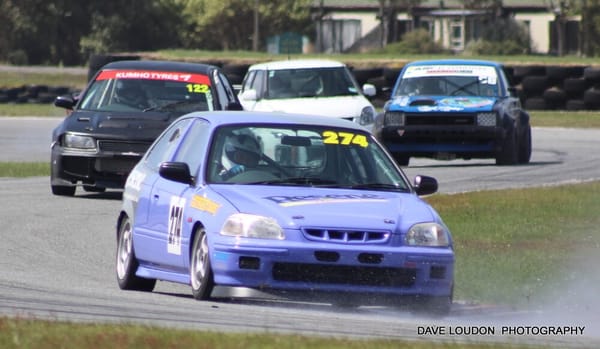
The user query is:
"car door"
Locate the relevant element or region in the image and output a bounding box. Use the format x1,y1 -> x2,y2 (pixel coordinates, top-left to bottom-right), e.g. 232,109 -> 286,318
144,119 -> 211,270
133,118 -> 194,268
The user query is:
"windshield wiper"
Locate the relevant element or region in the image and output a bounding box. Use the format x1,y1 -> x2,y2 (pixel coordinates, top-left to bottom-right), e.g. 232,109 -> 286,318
346,183 -> 409,191
251,177 -> 338,186
449,80 -> 480,96
143,99 -> 203,112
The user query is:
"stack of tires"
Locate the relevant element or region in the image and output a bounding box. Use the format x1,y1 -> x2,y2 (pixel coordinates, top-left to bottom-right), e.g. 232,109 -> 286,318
507,64 -> 600,111
0,85 -> 74,104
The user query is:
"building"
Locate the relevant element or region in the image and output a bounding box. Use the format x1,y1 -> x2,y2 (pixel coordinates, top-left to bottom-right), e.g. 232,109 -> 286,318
310,0 -> 580,55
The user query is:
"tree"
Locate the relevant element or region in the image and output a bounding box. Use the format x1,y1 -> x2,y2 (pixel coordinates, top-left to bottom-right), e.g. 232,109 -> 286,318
80,0 -> 185,58
179,0 -> 313,51
377,0 -> 423,48
579,0 -> 600,56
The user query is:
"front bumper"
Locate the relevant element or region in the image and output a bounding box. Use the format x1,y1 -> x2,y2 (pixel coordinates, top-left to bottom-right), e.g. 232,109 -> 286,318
380,124 -> 505,158
51,145 -> 146,188
209,235 -> 454,298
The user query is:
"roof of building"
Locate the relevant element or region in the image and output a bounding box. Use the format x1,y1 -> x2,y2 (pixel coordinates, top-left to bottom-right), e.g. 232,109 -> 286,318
311,0 -> 549,11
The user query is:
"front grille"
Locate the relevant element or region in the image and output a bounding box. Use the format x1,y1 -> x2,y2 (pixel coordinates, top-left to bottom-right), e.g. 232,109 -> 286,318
405,113 -> 475,126
302,228 -> 390,244
98,141 -> 151,154
272,262 -> 416,287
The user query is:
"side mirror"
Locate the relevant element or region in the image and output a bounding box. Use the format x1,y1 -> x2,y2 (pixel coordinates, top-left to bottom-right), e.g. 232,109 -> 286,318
240,89 -> 258,101
159,162 -> 193,185
54,95 -> 76,109
413,175 -> 438,196
362,83 -> 376,97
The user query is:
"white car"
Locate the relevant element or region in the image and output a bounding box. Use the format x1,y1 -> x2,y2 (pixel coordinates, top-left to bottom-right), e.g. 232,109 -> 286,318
238,59 -> 377,130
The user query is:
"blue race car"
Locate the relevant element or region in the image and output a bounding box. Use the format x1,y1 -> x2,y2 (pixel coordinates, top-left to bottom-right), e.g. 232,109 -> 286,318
373,59 -> 532,166
116,110 -> 454,314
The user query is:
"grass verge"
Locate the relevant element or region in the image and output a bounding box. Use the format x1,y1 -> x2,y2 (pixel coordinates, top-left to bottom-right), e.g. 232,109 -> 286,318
0,162 -> 49,177
0,317 -> 533,349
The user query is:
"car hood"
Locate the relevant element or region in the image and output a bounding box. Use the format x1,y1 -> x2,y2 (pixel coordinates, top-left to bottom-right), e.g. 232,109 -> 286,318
212,185 -> 437,232
249,95 -> 372,118
387,95 -> 497,113
56,110 -> 181,140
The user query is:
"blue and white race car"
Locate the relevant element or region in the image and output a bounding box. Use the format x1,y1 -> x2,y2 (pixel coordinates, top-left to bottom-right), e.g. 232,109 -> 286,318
374,59 -> 532,166
116,110 -> 454,313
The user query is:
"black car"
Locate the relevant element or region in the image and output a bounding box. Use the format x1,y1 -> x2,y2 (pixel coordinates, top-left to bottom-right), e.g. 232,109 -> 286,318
51,60 -> 243,196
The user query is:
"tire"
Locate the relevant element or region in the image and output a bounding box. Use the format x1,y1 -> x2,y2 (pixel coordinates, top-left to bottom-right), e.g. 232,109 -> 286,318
565,99 -> 586,111
583,87 -> 600,109
563,78 -> 587,98
583,66 -> 600,84
51,184 -> 76,196
542,87 -> 567,109
524,97 -> 547,110
521,76 -> 549,95
116,216 -> 156,292
190,228 -> 214,300
496,128 -> 518,165
518,125 -> 532,164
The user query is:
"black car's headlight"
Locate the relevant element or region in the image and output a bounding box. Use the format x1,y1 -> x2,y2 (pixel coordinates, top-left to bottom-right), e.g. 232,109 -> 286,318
63,133 -> 96,150
221,213 -> 285,240
476,112 -> 498,126
384,111 -> 405,126
405,223 -> 450,247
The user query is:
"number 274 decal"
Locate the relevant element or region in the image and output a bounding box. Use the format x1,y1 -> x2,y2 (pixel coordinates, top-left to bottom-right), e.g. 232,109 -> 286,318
322,131 -> 369,147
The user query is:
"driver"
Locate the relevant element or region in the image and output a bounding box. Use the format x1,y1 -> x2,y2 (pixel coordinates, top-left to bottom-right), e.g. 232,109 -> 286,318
114,80 -> 149,109
219,133 -> 261,180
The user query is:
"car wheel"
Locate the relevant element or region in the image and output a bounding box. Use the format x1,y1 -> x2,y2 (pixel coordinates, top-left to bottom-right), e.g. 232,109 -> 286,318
190,228 -> 214,300
116,216 -> 156,292
83,185 -> 106,193
51,184 -> 76,196
518,125 -> 532,164
495,128 -> 518,165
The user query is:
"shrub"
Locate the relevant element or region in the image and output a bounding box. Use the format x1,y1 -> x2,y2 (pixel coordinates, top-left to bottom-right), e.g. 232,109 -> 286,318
378,28 -> 447,54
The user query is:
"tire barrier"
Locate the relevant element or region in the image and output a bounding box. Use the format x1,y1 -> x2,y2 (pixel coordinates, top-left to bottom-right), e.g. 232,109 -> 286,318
4,61 -> 600,111
0,85 -> 78,104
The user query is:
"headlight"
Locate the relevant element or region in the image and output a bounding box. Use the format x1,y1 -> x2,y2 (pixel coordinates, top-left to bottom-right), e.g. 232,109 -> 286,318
384,111 -> 405,126
405,223 -> 449,247
220,213 -> 284,240
359,106 -> 375,126
63,133 -> 96,150
476,112 -> 497,126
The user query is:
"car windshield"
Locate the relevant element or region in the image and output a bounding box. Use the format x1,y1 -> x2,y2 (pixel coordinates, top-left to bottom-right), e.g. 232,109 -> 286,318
78,69 -> 215,112
395,64 -> 499,97
206,124 -> 410,191
266,67 -> 360,99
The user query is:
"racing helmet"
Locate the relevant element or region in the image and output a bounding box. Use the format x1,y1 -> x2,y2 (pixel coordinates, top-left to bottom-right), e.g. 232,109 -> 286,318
222,133 -> 261,169
114,80 -> 147,108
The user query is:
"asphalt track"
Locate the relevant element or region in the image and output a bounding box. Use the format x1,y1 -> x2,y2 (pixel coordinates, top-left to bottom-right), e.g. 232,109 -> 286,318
1,118 -> 599,347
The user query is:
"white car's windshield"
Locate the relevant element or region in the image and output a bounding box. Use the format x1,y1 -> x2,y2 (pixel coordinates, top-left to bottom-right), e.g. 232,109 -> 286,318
266,67 -> 360,99
395,65 -> 499,97
206,124 -> 409,190
79,70 -> 215,112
